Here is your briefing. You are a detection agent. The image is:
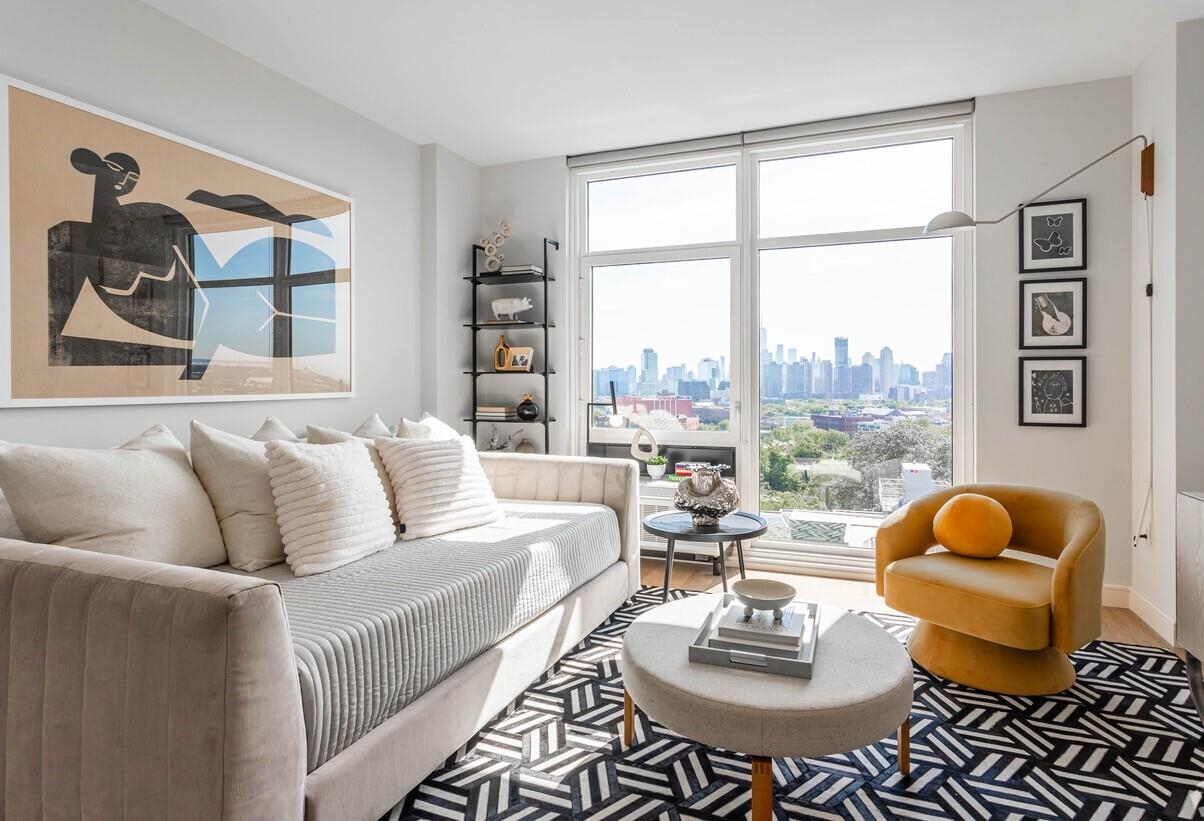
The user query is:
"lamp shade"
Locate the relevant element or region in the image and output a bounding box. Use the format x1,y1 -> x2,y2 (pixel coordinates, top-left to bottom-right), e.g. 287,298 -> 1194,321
923,210 -> 977,233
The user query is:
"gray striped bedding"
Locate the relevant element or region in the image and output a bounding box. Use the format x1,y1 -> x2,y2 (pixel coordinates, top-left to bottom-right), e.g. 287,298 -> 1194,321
236,500 -> 620,770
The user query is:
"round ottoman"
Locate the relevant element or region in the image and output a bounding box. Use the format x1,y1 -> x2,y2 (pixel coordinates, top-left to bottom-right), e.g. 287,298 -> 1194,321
621,594 -> 913,820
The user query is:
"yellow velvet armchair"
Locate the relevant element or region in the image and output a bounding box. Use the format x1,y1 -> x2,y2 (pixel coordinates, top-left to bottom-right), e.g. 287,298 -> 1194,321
875,483 -> 1105,695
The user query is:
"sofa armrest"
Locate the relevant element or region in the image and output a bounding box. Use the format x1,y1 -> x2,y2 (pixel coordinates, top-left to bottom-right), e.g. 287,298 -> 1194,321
1051,501 -> 1106,653
0,538 -> 305,821
480,452 -> 641,595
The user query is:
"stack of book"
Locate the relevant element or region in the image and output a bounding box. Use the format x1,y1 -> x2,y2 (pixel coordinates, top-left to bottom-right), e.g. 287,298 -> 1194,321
704,600 -> 813,659
476,405 -> 517,421
496,265 -> 543,276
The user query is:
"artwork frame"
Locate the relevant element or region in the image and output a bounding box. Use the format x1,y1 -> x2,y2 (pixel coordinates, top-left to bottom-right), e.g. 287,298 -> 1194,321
1019,277 -> 1087,349
1019,356 -> 1086,427
0,74 -> 355,407
498,346 -> 535,373
1019,198 -> 1086,273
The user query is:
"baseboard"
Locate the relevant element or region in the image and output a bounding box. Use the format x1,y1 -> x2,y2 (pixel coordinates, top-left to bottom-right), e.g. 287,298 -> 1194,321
1102,584 -> 1130,608
1128,587 -> 1176,644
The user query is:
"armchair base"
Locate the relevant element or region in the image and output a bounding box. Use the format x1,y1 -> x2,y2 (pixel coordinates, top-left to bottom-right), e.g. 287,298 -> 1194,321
908,620 -> 1076,696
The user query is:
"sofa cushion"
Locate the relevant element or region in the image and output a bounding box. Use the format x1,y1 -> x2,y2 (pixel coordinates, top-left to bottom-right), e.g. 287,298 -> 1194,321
0,490 -> 23,540
0,425 -> 226,566
250,416 -> 301,442
222,499 -> 622,771
265,439 -> 397,576
884,552 -> 1052,650
376,435 -> 503,539
933,492 -> 1013,559
396,413 -> 459,440
306,424 -> 399,528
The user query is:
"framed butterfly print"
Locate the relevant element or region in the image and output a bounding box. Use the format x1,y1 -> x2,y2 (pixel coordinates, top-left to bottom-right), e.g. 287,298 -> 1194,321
1019,198 -> 1086,273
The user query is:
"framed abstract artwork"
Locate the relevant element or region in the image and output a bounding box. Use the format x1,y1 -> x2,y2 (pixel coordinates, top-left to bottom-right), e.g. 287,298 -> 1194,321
1019,277 -> 1086,349
0,76 -> 353,406
1019,198 -> 1086,273
1019,356 -> 1086,427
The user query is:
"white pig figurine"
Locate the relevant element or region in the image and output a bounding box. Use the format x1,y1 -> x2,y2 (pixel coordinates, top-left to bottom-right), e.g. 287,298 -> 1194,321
491,296 -> 534,321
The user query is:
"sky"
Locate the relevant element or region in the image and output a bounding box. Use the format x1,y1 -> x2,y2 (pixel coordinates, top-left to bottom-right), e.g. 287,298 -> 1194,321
588,139 -> 954,375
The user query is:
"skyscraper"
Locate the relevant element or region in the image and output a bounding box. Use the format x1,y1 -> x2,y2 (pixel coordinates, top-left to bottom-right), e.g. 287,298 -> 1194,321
787,348 -> 798,363
775,344 -> 784,364
697,357 -> 721,387
785,360 -> 812,397
851,363 -> 874,396
879,346 -> 895,399
815,360 -> 834,398
759,326 -> 768,354
761,361 -> 783,399
834,337 -> 849,367
639,348 -> 659,395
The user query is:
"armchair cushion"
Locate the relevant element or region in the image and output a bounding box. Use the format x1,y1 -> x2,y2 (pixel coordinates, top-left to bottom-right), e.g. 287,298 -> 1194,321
933,492 -> 1012,559
884,552 -> 1052,650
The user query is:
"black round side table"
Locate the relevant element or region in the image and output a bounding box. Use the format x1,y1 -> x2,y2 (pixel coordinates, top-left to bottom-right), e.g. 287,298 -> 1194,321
642,511 -> 769,602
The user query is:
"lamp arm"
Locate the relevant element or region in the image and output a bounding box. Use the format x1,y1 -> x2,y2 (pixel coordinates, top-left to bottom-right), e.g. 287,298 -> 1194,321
976,135 -> 1149,225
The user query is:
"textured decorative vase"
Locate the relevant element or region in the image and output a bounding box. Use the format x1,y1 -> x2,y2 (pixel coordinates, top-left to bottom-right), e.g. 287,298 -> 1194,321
674,465 -> 739,526
516,393 -> 540,421
493,335 -> 509,371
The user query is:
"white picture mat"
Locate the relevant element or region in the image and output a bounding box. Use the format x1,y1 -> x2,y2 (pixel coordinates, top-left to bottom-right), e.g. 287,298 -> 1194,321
1020,277 -> 1085,348
1020,200 -> 1085,271
0,74 -> 356,407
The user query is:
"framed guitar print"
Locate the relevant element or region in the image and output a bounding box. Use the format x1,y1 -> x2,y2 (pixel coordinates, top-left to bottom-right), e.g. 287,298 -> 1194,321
1019,198 -> 1085,273
1019,277 -> 1086,349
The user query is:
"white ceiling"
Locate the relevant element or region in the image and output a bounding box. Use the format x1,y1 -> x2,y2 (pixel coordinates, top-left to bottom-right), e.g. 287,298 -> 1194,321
142,0 -> 1204,166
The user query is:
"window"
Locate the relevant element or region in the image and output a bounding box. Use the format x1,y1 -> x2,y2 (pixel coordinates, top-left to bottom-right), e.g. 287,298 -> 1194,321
578,160 -> 740,445
573,120 -> 970,566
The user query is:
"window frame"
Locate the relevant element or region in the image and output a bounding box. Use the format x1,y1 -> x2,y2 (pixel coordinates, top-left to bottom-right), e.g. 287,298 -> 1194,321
569,117 -> 974,569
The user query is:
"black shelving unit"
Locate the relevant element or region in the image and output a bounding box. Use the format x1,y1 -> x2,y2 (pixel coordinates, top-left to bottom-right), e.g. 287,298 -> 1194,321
467,238 -> 559,452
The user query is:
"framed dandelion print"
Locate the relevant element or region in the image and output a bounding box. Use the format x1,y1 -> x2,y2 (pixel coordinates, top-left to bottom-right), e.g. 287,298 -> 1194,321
1019,198 -> 1085,273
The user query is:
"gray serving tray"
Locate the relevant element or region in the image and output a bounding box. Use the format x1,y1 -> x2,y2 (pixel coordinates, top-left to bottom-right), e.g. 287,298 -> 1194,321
688,593 -> 819,679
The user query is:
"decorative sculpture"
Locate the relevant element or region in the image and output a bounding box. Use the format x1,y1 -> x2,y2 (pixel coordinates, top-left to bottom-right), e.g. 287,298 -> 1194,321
491,296 -> 533,321
629,426 -> 658,462
480,219 -> 511,273
674,464 -> 739,526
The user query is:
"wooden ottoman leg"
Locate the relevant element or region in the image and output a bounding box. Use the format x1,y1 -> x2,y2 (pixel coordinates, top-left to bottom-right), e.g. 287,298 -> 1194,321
623,689 -> 634,747
898,717 -> 911,776
751,756 -> 773,821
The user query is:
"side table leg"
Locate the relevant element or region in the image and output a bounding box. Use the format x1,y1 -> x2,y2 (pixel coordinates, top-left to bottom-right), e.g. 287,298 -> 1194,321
623,689 -> 634,747
718,542 -> 728,592
737,539 -> 747,579
898,717 -> 911,776
751,756 -> 773,821
662,538 -> 675,603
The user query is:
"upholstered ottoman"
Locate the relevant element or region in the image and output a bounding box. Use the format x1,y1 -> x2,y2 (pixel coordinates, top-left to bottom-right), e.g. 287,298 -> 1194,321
621,594 -> 913,821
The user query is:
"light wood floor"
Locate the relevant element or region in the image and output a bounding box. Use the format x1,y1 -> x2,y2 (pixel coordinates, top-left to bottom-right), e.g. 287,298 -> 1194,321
641,557 -> 1170,649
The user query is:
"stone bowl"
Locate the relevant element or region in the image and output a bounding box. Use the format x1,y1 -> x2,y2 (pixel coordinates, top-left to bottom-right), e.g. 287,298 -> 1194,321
732,578 -> 797,621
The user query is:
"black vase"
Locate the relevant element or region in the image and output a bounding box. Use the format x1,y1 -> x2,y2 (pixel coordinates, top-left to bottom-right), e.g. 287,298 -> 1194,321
516,394 -> 540,421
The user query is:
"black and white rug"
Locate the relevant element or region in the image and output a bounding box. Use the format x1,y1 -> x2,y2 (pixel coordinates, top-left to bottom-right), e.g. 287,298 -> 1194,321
390,588 -> 1204,820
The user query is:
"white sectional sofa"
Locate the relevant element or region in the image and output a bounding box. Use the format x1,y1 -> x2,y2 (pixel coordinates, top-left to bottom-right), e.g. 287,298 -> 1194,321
0,451 -> 640,821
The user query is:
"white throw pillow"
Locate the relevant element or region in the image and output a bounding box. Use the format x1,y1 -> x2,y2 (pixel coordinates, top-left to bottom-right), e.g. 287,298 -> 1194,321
190,420 -> 287,571
265,439 -> 396,576
352,414 -> 394,438
306,423 -> 399,529
396,413 -> 460,441
250,416 -> 301,442
375,435 -> 503,540
0,491 -> 24,541
0,425 -> 227,567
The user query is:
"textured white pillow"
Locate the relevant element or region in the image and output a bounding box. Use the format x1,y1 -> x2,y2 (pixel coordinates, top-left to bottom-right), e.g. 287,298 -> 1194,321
396,413 -> 460,441
265,439 -> 396,576
0,426 -> 227,566
353,414 -> 394,438
190,420 -> 286,571
250,416 -> 301,442
376,435 -> 503,540
306,423 -> 399,529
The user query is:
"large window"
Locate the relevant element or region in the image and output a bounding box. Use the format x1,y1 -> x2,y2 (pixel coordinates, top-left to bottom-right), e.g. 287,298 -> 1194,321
573,121 -> 970,564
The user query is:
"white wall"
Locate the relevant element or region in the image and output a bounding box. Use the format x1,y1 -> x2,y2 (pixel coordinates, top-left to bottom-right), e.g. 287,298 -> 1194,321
478,158 -> 571,453
972,78 -> 1135,589
0,0 -> 422,445
420,144 -> 479,430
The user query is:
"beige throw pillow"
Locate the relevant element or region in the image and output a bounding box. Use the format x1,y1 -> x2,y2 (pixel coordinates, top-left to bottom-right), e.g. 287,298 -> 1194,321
265,439 -> 396,576
306,423 -> 399,529
0,491 -> 24,541
396,413 -> 460,441
0,425 -> 226,567
375,435 -> 503,540
353,414 -> 394,438
250,416 -> 301,442
190,420 -> 286,571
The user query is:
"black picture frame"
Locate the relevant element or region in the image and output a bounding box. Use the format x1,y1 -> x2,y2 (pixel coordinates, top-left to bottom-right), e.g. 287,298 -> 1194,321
1019,356 -> 1086,427
1019,277 -> 1087,349
1019,198 -> 1087,273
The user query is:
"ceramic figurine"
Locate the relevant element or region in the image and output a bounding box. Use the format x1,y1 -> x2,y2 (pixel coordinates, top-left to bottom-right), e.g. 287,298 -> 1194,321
674,464 -> 739,526
480,219 -> 510,272
491,296 -> 533,321
629,426 -> 658,462
516,394 -> 540,421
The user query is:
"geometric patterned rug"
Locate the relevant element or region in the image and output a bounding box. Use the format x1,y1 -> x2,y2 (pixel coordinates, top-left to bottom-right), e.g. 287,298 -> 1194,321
389,587 -> 1204,820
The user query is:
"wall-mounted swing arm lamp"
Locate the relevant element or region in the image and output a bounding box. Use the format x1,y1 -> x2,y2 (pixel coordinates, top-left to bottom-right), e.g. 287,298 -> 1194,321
923,135 -> 1155,234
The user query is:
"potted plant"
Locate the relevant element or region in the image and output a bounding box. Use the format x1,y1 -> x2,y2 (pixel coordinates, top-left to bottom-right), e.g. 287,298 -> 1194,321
646,455 -> 668,480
